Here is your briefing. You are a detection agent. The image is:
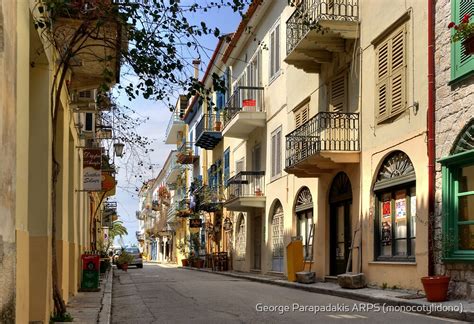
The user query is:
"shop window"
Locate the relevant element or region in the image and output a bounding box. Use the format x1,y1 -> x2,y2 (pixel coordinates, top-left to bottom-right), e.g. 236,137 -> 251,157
440,120 -> 474,261
374,151 -> 416,261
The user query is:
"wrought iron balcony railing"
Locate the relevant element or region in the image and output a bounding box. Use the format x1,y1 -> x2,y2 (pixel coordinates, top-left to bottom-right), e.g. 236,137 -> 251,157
226,171 -> 265,200
286,0 -> 359,55
195,114 -> 223,149
176,141 -> 198,164
165,107 -> 185,140
193,185 -> 225,212
285,112 -> 359,168
223,86 -> 265,128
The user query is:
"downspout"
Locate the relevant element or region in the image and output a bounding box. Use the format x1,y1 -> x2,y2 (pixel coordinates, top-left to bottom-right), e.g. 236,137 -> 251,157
427,0 -> 435,277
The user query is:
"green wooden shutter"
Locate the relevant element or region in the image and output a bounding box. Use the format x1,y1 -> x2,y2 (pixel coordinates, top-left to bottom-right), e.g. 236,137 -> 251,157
451,0 -> 474,81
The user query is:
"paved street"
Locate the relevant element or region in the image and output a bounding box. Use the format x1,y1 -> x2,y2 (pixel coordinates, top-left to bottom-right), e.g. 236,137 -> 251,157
111,264 -> 464,324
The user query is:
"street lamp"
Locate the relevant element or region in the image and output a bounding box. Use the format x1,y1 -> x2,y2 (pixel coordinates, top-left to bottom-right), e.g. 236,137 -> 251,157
113,142 -> 125,158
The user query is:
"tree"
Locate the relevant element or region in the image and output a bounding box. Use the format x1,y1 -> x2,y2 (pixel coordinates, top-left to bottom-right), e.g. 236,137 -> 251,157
107,219 -> 128,250
31,0 -> 250,317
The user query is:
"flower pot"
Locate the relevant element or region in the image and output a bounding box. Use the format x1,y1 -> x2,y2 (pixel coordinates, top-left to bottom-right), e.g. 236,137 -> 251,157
181,258 -> 189,267
121,263 -> 129,272
214,121 -> 222,131
193,259 -> 204,268
421,276 -> 450,302
463,36 -> 474,55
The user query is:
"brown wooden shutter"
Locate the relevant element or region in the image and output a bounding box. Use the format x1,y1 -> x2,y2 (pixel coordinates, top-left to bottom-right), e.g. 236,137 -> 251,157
294,103 -> 309,128
390,26 -> 406,115
376,41 -> 389,119
329,74 -> 347,113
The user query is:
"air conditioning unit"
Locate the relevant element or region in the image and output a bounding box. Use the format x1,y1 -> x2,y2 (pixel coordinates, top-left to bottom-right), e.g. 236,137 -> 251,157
70,89 -> 98,112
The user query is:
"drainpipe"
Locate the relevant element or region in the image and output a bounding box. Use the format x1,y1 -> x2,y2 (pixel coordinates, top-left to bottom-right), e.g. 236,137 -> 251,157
427,0 -> 435,277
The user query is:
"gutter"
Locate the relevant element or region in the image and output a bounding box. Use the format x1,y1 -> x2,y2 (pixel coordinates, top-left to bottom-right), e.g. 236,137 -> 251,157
427,0 -> 435,276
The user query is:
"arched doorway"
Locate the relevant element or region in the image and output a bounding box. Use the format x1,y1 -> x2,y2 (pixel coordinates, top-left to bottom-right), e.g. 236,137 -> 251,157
295,187 -> 314,261
271,201 -> 284,272
329,172 -> 352,275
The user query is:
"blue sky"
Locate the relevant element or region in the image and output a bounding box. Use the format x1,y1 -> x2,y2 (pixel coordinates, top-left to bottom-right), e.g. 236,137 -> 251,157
113,4 -> 243,246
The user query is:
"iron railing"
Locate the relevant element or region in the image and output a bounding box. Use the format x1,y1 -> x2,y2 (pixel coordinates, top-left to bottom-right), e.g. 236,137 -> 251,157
165,107 -> 185,139
286,0 -> 359,55
223,86 -> 265,128
196,114 -> 222,138
226,171 -> 265,200
136,231 -> 145,241
194,185 -> 225,212
285,112 -> 359,168
167,201 -> 177,222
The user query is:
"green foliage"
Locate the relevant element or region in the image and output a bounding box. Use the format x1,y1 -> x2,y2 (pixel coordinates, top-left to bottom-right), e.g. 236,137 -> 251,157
50,312 -> 73,323
117,251 -> 135,265
381,282 -> 388,290
449,14 -> 474,42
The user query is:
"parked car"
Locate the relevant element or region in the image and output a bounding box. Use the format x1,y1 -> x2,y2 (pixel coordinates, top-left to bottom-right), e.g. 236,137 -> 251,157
124,247 -> 143,268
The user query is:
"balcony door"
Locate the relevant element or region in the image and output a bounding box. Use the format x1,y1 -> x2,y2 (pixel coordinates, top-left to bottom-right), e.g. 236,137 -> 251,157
329,172 -> 352,276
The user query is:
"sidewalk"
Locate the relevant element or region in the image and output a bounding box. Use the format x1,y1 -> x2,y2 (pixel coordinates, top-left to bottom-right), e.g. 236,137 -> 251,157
65,268 -> 113,323
181,266 -> 474,322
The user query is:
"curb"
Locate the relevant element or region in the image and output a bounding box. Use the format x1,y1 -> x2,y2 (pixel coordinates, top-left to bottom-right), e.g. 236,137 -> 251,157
180,267 -> 474,322
98,267 -> 113,324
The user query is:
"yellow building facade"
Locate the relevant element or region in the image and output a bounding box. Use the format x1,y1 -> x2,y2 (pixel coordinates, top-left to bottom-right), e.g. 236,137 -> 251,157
0,1 -> 122,322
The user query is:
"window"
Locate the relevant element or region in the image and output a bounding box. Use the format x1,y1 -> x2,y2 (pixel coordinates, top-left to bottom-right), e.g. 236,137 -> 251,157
271,127 -> 282,178
374,151 -> 416,261
329,73 -> 347,113
375,24 -> 407,122
235,158 -> 244,174
224,148 -> 230,186
440,121 -> 474,261
269,23 -> 280,79
236,213 -> 246,259
295,187 -> 314,261
294,102 -> 309,129
451,0 -> 474,82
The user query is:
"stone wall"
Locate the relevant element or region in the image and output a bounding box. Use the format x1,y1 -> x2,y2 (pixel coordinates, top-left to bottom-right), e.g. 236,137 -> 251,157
434,0 -> 474,299
0,0 -> 16,322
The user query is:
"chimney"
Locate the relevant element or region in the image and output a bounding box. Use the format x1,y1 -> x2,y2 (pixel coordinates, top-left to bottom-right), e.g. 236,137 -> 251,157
192,59 -> 201,80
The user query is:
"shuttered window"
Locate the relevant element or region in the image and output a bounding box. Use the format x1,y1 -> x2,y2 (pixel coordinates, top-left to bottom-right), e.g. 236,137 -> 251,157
270,24 -> 280,79
271,127 -> 282,178
294,103 -> 309,128
451,0 -> 474,82
224,148 -> 230,187
375,24 -> 407,123
329,74 -> 347,112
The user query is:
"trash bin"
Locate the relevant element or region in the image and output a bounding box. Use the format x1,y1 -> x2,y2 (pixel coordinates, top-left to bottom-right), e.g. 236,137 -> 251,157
286,237 -> 304,282
81,253 -> 100,290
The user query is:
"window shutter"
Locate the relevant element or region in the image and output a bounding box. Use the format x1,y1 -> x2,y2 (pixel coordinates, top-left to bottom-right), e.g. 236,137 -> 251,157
271,133 -> 276,177
275,24 -> 280,72
390,27 -> 406,115
295,111 -> 302,128
224,149 -> 230,186
276,129 -> 281,175
451,0 -> 474,81
270,30 -> 275,77
329,74 -> 347,112
376,41 -> 389,118
294,103 -> 309,128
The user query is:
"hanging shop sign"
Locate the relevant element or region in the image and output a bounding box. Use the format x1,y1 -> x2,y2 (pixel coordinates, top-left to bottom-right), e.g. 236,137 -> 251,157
189,218 -> 202,228
83,148 -> 102,191
101,172 -> 116,192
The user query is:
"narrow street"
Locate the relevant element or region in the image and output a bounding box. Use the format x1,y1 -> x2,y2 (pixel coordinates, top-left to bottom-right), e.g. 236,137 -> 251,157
111,264 -> 462,324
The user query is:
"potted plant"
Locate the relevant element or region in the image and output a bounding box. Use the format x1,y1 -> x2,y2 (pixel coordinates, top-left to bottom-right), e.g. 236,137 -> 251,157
420,230 -> 454,302
448,14 -> 474,55
117,251 -> 134,272
214,120 -> 222,131
176,240 -> 189,266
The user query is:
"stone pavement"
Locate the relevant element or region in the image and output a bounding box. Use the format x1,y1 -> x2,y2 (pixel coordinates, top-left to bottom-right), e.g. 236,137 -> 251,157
65,268 -> 113,323
181,266 -> 474,322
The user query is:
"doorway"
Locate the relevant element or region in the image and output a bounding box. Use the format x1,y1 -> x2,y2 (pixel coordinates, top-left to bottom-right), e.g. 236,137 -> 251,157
329,172 -> 352,276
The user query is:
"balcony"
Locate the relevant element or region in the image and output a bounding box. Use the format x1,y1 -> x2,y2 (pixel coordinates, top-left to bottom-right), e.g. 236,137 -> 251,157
225,171 -> 265,211
222,86 -> 266,139
195,114 -> 223,150
176,142 -> 199,164
176,198 -> 192,217
286,0 -> 359,73
165,96 -> 187,144
52,0 -> 127,89
136,211 -> 144,221
194,185 -> 224,212
285,111 -> 359,177
167,201 -> 177,223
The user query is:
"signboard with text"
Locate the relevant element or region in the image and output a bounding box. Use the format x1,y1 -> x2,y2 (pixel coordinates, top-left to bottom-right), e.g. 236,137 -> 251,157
83,148 -> 102,191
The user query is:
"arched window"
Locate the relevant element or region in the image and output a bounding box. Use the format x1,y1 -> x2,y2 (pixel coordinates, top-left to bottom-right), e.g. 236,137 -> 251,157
235,213 -> 246,259
374,151 -> 416,261
295,187 -> 313,260
440,120 -> 474,260
271,201 -> 284,272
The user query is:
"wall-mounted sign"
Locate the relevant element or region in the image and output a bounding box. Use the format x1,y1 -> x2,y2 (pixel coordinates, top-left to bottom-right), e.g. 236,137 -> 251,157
189,218 -> 202,228
83,148 -> 102,191
102,172 -> 116,192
